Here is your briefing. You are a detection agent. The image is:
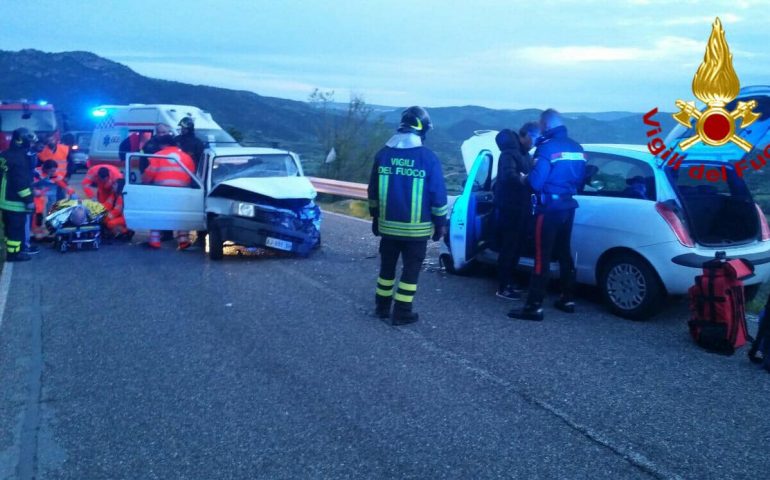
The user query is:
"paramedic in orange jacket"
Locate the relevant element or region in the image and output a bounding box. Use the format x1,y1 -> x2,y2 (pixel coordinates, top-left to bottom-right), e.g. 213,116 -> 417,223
142,138 -> 195,250
37,134 -> 70,198
82,164 -> 124,204
103,178 -> 134,241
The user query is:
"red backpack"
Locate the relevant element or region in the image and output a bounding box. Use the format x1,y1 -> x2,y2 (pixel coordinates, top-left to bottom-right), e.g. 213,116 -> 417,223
688,254 -> 754,355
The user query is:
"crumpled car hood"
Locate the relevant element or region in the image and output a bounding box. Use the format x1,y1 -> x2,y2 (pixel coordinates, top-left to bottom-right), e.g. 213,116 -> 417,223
212,177 -> 317,200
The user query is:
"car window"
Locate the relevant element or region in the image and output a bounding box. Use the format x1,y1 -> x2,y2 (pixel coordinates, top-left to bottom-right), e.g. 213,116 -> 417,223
127,153 -> 201,189
471,152 -> 492,192
582,153 -> 656,200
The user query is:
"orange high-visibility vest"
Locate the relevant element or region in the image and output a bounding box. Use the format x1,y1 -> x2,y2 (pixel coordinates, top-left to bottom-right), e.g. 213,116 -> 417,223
38,144 -> 70,179
142,146 -> 195,187
82,164 -> 124,203
102,193 -> 127,233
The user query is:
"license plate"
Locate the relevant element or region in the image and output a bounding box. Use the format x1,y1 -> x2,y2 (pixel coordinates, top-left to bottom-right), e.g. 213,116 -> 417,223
265,237 -> 292,251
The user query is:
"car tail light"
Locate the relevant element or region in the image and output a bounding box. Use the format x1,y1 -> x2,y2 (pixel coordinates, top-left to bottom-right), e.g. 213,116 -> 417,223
655,202 -> 694,247
756,203 -> 770,241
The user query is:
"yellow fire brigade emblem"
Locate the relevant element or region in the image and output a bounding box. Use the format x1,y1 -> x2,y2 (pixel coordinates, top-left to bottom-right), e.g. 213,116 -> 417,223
673,17 -> 760,152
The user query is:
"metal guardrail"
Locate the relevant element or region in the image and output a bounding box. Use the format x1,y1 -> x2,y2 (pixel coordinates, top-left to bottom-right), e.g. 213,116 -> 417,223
309,177 -> 368,200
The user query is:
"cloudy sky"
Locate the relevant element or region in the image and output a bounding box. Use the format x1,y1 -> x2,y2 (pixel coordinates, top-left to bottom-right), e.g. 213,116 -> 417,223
3,0 -> 768,111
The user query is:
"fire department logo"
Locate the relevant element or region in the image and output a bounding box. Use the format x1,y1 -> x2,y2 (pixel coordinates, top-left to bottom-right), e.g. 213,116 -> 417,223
673,17 -> 760,152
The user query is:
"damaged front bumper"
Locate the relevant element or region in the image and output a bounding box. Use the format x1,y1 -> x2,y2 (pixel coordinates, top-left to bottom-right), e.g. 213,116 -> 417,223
210,202 -> 321,256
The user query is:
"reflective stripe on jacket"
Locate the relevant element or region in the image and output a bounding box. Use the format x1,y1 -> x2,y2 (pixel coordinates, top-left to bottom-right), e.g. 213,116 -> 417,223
367,133 -> 448,240
0,148 -> 34,212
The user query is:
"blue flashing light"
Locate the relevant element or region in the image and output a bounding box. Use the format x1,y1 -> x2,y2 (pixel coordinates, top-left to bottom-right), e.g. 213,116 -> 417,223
37,100 -> 48,106
92,108 -> 108,117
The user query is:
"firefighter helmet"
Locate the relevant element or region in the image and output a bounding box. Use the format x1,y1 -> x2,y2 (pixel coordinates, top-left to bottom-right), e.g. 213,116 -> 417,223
398,106 -> 432,137
11,128 -> 37,148
178,116 -> 195,130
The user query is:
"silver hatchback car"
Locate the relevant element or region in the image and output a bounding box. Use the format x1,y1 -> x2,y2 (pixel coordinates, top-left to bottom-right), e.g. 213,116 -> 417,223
440,132 -> 770,319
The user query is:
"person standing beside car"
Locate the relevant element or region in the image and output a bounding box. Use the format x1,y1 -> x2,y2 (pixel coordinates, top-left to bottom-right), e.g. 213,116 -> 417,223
367,106 -> 448,325
142,123 -> 175,155
508,109 -> 585,321
493,122 -> 540,300
142,135 -> 196,250
175,116 -> 205,169
37,133 -> 70,199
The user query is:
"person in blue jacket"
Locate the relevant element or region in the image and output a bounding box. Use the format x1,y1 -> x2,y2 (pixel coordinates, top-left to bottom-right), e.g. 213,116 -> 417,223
367,106 -> 448,325
508,109 -> 586,321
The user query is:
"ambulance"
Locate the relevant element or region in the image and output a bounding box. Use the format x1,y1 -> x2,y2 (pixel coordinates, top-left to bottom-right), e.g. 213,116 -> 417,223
87,104 -> 236,167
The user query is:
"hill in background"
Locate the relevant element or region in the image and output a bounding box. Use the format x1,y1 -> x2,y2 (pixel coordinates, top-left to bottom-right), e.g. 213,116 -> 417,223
0,49 -> 676,182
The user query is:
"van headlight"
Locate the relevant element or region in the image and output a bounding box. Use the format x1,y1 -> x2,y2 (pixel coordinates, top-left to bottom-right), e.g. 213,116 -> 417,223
233,202 -> 255,217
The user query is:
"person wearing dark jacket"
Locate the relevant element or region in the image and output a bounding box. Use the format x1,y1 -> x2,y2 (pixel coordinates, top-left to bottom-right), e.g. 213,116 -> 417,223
494,122 -> 539,300
175,116 -> 205,169
368,106 -> 448,325
509,109 -> 586,321
142,123 -> 175,155
0,128 -> 37,262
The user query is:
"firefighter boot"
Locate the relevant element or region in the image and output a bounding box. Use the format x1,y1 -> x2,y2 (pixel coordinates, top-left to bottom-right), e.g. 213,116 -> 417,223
391,300 -> 419,326
374,295 -> 392,319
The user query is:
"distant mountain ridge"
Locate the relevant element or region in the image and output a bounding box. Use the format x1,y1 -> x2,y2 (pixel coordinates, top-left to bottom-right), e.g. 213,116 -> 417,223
0,49 -> 674,174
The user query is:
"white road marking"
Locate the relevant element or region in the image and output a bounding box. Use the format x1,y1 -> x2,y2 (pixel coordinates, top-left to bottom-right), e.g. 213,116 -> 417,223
320,210 -> 372,224
0,263 -> 13,331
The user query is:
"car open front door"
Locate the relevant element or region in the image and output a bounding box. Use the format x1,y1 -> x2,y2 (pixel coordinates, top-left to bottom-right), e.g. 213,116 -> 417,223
123,153 -> 206,231
448,149 -> 494,271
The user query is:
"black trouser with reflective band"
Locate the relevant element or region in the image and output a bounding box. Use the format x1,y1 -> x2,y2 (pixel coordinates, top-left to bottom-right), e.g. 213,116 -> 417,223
526,209 -> 576,306
376,237 -> 427,306
2,210 -> 26,254
496,206 -> 530,290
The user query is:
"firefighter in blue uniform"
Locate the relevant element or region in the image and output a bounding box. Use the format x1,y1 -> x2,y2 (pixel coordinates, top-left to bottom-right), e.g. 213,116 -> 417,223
509,109 -> 586,321
368,106 -> 448,325
0,128 -> 37,262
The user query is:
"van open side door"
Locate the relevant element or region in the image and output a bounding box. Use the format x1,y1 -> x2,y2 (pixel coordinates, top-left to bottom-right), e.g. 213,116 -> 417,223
123,153 -> 206,231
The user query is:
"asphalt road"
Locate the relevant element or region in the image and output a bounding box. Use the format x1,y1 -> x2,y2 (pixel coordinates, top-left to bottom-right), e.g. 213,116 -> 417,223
1,211 -> 769,480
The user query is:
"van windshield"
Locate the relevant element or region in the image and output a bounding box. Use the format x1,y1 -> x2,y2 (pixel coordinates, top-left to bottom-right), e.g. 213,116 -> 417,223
211,154 -> 298,184
195,129 -> 237,145
0,109 -> 56,132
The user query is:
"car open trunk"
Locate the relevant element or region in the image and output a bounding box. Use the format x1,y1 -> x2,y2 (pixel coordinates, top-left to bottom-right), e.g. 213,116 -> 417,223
668,162 -> 759,247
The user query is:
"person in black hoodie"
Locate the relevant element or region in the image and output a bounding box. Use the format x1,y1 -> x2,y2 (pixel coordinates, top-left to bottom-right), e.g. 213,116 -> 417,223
494,122 -> 540,299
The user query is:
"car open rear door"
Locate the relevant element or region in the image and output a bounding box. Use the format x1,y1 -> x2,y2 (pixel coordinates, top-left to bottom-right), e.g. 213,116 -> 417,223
448,149 -> 494,271
123,153 -> 206,231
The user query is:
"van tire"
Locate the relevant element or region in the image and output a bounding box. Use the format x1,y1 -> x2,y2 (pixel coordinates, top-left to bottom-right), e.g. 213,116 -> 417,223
209,224 -> 224,261
599,252 -> 663,320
